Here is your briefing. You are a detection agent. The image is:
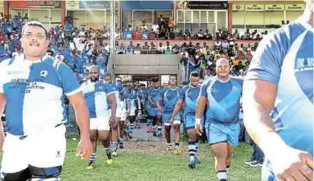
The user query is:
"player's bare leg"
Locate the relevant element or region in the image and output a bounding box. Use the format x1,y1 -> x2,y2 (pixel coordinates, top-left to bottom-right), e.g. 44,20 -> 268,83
225,145 -> 235,173
119,120 -> 126,149
187,128 -> 200,168
173,123 -> 181,155
87,130 -> 98,169
156,115 -> 162,137
211,143 -> 229,181
111,117 -> 120,157
98,130 -> 112,164
165,125 -> 172,150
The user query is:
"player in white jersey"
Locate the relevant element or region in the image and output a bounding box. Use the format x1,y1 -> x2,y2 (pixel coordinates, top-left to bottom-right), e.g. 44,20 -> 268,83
0,21 -> 93,181
243,1 -> 313,180
104,73 -> 123,156
81,67 -> 117,169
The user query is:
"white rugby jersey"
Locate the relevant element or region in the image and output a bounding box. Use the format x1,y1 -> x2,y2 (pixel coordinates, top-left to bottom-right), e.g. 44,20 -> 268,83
0,55 -> 81,136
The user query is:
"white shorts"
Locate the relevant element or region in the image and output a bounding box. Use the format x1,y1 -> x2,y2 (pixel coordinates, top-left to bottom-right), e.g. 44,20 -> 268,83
1,126 -> 66,174
90,116 -> 110,131
164,120 -> 181,126
115,107 -> 122,118
129,108 -> 136,116
120,108 -> 127,121
107,108 -> 122,119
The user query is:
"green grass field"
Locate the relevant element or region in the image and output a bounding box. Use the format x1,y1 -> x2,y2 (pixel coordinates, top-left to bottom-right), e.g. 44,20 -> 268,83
62,139 -> 261,181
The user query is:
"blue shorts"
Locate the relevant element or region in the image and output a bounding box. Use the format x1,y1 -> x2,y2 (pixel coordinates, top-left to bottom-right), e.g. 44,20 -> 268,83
184,114 -> 204,130
145,103 -> 151,109
149,107 -> 161,116
162,111 -> 181,125
206,122 -> 240,147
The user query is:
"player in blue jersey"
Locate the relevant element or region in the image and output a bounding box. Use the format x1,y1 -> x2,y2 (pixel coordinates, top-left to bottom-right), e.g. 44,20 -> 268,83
127,85 -> 139,139
81,66 -> 117,169
120,83 -> 130,146
148,81 -> 163,137
157,75 -> 182,154
136,84 -> 146,128
119,85 -> 130,148
243,1 -> 313,180
0,21 -> 92,181
171,72 -> 203,168
104,73 -> 124,157
196,58 -> 243,181
145,85 -> 153,133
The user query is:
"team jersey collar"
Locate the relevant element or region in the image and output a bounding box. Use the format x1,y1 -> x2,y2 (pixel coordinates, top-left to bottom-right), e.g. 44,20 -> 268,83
216,76 -> 230,83
297,9 -> 314,33
169,86 -> 177,90
189,84 -> 198,88
22,54 -> 44,64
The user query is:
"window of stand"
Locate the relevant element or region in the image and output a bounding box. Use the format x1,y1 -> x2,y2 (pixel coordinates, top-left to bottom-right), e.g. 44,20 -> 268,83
176,10 -> 227,35
71,9 -> 119,30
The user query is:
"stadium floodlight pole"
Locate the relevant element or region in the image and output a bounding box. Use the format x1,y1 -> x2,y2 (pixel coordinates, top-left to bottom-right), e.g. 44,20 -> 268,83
110,0 -> 115,54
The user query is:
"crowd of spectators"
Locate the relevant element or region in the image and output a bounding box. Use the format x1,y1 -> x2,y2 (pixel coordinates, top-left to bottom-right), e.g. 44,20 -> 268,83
1,12 -> 260,83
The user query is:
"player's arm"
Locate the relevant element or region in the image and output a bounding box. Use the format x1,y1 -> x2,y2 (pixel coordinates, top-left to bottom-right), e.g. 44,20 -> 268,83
0,63 -> 7,151
157,90 -> 164,110
58,62 -> 90,140
120,89 -> 125,101
68,92 -> 90,140
170,88 -> 185,120
195,82 -> 209,124
107,87 -> 117,118
242,35 -> 286,157
0,93 -> 5,152
148,94 -> 154,105
58,61 -> 92,159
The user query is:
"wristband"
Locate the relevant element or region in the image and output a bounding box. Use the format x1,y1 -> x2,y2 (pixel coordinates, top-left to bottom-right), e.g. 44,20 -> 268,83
195,118 -> 201,125
259,132 -> 288,160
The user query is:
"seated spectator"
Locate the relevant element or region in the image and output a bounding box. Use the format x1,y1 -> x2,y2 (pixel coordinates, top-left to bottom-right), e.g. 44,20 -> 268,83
184,29 -> 191,39
148,29 -> 156,40
125,28 -> 132,40
203,29 -> 212,40
196,29 -> 204,40
214,40 -> 221,50
157,42 -> 164,54
164,47 -> 172,54
134,47 -> 141,55
169,28 -> 175,40
141,29 -> 149,40
142,42 -> 150,50
172,44 -> 180,54
141,21 -> 148,31
132,27 -> 141,40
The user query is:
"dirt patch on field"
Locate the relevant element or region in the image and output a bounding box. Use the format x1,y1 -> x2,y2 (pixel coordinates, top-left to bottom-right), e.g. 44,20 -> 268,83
122,140 -> 189,156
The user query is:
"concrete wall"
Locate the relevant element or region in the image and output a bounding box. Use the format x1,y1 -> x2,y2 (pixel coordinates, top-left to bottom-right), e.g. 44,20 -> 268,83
110,54 -> 185,83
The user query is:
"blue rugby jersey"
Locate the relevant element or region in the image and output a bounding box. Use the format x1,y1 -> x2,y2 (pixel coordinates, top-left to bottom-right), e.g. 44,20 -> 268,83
245,15 -> 313,156
159,87 -> 180,112
179,85 -> 201,116
200,77 -> 243,124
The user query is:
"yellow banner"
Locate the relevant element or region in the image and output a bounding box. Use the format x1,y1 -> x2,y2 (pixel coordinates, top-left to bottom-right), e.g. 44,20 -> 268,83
0,0 -> 4,13
245,4 -> 264,11
285,4 -> 305,11
232,4 -> 245,11
66,0 -> 79,10
265,4 -> 284,11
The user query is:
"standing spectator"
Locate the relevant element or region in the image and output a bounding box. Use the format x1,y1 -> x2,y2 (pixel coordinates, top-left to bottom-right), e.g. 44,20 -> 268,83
64,21 -> 73,41
168,17 -> 175,30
